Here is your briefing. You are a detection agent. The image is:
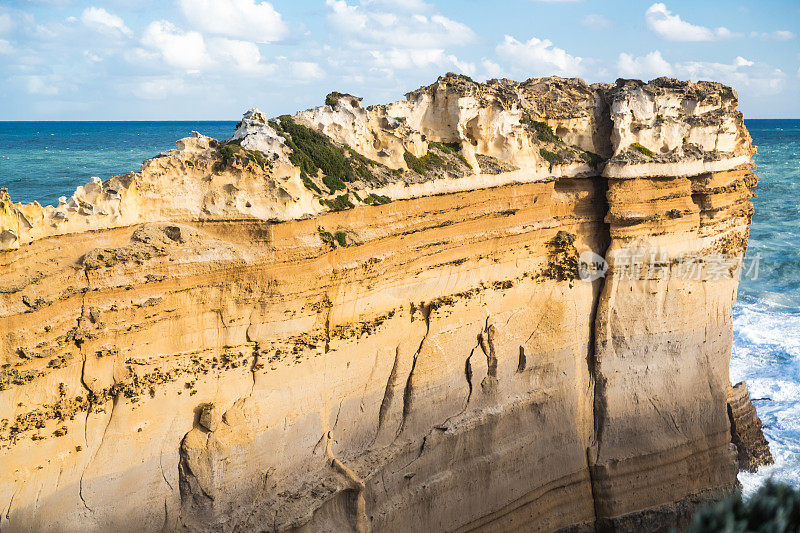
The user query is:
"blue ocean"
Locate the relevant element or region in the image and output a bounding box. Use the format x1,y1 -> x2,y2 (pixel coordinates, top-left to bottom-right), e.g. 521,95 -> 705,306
0,120 -> 797,492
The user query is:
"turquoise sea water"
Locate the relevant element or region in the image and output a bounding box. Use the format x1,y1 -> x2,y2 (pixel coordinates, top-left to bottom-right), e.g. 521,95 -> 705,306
0,119 -> 797,491
0,121 -> 237,207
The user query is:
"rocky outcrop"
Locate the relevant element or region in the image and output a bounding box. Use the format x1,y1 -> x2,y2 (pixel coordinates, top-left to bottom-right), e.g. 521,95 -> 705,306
727,382 -> 774,473
0,74 -> 763,532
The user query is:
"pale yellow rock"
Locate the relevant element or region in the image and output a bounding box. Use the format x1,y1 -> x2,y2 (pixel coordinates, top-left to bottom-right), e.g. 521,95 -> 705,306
0,74 -> 759,532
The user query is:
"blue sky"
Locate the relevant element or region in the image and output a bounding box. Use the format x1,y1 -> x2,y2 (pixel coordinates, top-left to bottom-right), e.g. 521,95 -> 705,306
0,0 -> 798,120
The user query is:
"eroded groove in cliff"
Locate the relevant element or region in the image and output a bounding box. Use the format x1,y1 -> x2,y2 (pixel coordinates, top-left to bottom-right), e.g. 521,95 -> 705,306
375,347 -> 401,437
324,431 -> 370,533
397,302 -> 432,437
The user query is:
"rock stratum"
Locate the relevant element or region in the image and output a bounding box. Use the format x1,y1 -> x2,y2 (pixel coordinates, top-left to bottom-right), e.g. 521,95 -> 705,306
0,74 -> 768,532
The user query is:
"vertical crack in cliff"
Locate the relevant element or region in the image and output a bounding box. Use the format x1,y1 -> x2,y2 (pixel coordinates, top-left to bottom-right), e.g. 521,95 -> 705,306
464,345 -> 475,406
586,171 -> 612,525
324,431 -> 370,533
249,341 -> 260,396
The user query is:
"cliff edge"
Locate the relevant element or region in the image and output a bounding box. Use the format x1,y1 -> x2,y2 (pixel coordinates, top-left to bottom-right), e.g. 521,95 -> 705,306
0,74 -> 767,532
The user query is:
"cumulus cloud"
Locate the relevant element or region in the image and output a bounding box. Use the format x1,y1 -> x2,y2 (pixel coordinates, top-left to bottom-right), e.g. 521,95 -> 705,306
141,20 -> 211,72
326,0 -> 475,50
81,7 -> 132,37
581,14 -> 613,29
368,48 -> 473,74
133,77 -> 187,100
178,0 -> 288,43
27,75 -> 59,96
645,3 -> 736,42
616,51 -> 785,96
0,12 -> 13,34
290,61 -> 324,81
496,35 -> 583,76
323,0 -> 475,76
617,50 -> 673,78
751,30 -> 795,41
211,37 -> 272,74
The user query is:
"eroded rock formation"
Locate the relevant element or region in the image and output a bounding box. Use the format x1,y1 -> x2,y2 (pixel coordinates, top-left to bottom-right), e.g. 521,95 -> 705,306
727,381 -> 774,473
0,74 -> 764,531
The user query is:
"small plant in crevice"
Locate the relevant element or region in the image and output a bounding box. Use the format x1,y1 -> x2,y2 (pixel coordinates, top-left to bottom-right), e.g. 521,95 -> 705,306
580,150 -> 604,168
429,141 -> 470,168
318,227 -> 352,248
334,232 -> 348,247
630,142 -> 655,157
539,148 -> 564,171
363,193 -> 391,206
522,118 -> 561,144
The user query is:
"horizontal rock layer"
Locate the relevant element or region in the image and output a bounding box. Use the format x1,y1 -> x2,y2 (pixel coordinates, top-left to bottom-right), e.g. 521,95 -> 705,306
0,74 -> 760,532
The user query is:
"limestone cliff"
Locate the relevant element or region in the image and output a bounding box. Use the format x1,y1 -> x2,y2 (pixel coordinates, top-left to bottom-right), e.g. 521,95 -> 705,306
0,74 -> 764,532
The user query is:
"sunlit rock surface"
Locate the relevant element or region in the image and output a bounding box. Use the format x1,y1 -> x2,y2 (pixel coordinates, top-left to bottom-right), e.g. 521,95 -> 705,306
0,74 -> 762,532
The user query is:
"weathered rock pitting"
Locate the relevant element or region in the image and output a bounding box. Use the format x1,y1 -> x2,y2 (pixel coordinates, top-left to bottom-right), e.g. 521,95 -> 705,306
0,74 -> 767,532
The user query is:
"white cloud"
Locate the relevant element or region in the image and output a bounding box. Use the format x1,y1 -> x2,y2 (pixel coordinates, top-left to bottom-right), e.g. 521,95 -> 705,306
133,77 -> 187,100
617,50 -> 673,78
211,37 -> 273,74
83,50 -> 102,62
326,0 -> 475,50
27,75 -> 59,96
496,35 -> 583,76
141,20 -> 211,72
581,14 -> 613,29
645,3 -> 736,42
0,39 -> 12,54
367,48 -> 472,74
290,61 -> 324,81
178,0 -> 288,43
616,50 -> 786,96
481,59 -> 504,79
0,12 -> 13,35
81,7 -> 132,37
751,30 -> 796,41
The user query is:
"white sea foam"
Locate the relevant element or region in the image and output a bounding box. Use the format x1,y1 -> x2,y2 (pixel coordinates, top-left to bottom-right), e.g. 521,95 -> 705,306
730,303 -> 800,495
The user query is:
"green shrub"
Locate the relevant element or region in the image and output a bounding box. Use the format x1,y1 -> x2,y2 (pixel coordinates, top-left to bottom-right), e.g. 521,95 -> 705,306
687,481 -> 800,533
403,150 -> 448,175
318,228 -> 334,244
539,148 -> 563,170
301,174 -> 321,194
218,140 -> 268,170
325,91 -> 343,107
273,115 -> 366,193
429,141 -> 470,168
321,193 -> 354,212
364,193 -> 391,205
522,119 -> 560,143
631,142 -> 655,157
580,150 -> 604,167
334,232 -> 348,247
429,141 -> 462,154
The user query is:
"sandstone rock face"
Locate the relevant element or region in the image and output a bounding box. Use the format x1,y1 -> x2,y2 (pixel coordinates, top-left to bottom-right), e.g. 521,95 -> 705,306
727,382 -> 774,473
0,74 -> 761,532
